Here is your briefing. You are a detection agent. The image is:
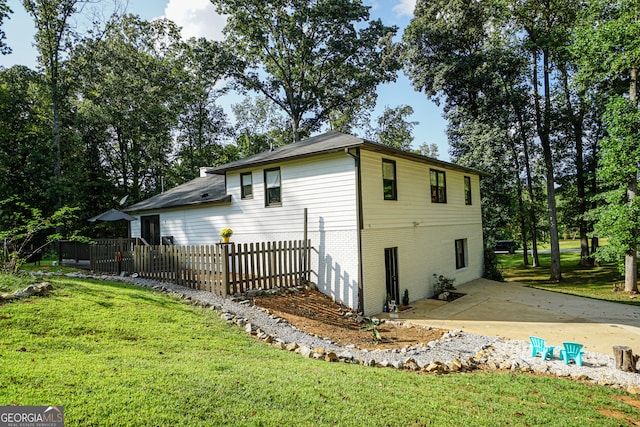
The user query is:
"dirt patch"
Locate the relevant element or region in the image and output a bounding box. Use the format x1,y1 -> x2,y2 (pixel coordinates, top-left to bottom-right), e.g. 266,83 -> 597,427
598,409 -> 640,426
253,289 -> 445,350
617,395 -> 640,410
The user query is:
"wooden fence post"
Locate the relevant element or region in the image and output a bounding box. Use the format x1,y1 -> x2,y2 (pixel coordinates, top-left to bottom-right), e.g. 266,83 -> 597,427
221,243 -> 230,297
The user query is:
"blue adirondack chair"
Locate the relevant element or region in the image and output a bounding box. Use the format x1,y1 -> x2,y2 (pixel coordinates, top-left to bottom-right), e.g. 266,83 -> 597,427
560,342 -> 584,366
530,336 -> 554,360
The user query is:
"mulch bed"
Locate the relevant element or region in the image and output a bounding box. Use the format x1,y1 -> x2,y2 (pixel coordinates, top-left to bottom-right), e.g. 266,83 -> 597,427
253,289 -> 445,350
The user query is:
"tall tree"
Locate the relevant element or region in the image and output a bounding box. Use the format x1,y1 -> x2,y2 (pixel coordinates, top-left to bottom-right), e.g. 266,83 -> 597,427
170,38 -> 234,184
575,0 -> 640,292
0,66 -> 54,208
212,0 -> 401,141
232,96 -> 292,157
72,14 -> 185,202
23,0 -> 82,208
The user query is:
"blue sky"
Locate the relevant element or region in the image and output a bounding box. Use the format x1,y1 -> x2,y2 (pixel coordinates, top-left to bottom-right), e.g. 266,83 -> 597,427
0,0 -> 449,159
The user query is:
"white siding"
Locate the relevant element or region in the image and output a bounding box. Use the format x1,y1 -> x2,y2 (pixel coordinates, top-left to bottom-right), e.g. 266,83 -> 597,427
361,224 -> 483,315
130,147 -> 485,314
131,152 -> 360,309
359,150 -> 482,228
358,150 -> 484,315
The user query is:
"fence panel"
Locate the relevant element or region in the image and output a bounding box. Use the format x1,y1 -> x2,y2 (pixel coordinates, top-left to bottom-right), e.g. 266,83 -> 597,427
90,240 -> 310,296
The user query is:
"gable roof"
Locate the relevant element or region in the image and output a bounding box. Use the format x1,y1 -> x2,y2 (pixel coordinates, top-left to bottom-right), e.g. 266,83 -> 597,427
125,174 -> 229,213
205,130 -> 487,177
126,131 -> 488,213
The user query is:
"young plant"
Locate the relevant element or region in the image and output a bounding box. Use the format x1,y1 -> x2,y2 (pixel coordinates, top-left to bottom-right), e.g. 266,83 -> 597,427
359,317 -> 385,344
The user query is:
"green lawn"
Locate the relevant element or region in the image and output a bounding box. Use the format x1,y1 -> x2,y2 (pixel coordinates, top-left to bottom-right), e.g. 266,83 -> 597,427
1,276 -> 639,426
498,249 -> 640,306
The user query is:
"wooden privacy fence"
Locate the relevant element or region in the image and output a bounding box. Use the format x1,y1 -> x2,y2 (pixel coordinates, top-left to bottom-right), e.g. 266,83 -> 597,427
93,240 -> 311,296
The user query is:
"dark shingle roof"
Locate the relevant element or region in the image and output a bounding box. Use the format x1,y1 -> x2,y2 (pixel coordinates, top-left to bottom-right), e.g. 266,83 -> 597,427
205,131 -> 364,174
125,174 -> 229,213
205,130 -> 487,177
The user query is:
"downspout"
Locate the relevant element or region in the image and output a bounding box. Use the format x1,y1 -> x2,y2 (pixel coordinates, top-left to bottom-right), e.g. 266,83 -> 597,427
345,147 -> 365,313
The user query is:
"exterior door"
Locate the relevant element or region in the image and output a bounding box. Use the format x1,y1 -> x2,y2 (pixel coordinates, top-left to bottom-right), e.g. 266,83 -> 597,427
141,215 -> 160,245
384,247 -> 399,305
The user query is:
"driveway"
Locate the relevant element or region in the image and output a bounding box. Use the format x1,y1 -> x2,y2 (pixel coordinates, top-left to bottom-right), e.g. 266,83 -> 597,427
379,278 -> 640,355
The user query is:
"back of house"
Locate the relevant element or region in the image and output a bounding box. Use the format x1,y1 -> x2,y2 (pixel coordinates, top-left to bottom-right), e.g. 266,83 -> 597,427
126,131 -> 485,315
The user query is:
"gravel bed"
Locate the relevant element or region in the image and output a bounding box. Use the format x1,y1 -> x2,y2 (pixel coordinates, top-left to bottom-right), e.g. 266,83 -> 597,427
35,271 -> 640,391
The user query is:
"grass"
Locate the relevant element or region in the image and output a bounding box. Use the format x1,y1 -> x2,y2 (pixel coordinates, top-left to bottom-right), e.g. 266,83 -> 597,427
1,276 -> 639,426
498,249 -> 640,306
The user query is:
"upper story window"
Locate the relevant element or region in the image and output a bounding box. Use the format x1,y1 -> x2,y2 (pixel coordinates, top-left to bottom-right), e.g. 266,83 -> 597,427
264,167 -> 281,207
382,159 -> 397,200
464,176 -> 472,205
430,169 -> 446,203
241,172 -> 253,199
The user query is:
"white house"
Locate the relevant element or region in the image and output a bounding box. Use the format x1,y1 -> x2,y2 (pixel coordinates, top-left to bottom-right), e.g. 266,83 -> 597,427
126,131 -> 486,315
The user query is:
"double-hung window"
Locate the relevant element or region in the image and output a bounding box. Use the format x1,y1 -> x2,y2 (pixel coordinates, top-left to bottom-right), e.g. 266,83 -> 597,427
241,172 -> 253,199
430,169 -> 446,203
464,176 -> 472,205
382,159 -> 397,200
264,167 -> 281,207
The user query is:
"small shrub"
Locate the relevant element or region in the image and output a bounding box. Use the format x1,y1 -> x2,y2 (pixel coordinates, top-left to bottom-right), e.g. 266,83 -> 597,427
433,274 -> 456,295
483,247 -> 504,281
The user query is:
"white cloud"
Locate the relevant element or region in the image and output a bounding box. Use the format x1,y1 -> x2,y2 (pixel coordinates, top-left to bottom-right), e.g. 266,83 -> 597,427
164,0 -> 227,41
392,0 -> 416,17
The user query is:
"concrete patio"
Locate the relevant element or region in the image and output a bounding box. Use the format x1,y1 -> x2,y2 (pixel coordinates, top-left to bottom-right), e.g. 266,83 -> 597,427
378,278 -> 640,355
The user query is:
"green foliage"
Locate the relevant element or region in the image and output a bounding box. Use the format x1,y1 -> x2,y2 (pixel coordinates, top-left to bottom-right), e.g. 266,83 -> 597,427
2,277 -> 638,424
0,0 -> 11,54
374,105 -> 418,150
232,96 -> 292,157
433,274 -> 456,295
213,0 -> 401,141
591,97 -> 640,274
0,66 -> 56,208
169,38 -> 235,184
0,197 -> 85,273
71,14 -> 186,202
359,317 -> 384,343
483,247 -> 504,282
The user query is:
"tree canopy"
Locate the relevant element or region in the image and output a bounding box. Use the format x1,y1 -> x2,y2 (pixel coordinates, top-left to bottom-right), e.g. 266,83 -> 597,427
212,0 -> 402,141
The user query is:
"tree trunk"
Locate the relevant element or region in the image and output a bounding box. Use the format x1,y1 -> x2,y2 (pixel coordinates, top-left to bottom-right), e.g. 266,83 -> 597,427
508,134 -> 529,265
505,76 -> 540,267
560,65 -> 591,266
613,346 -> 639,372
532,47 -> 561,281
626,67 -> 638,293
625,175 -> 638,293
517,107 -> 540,267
